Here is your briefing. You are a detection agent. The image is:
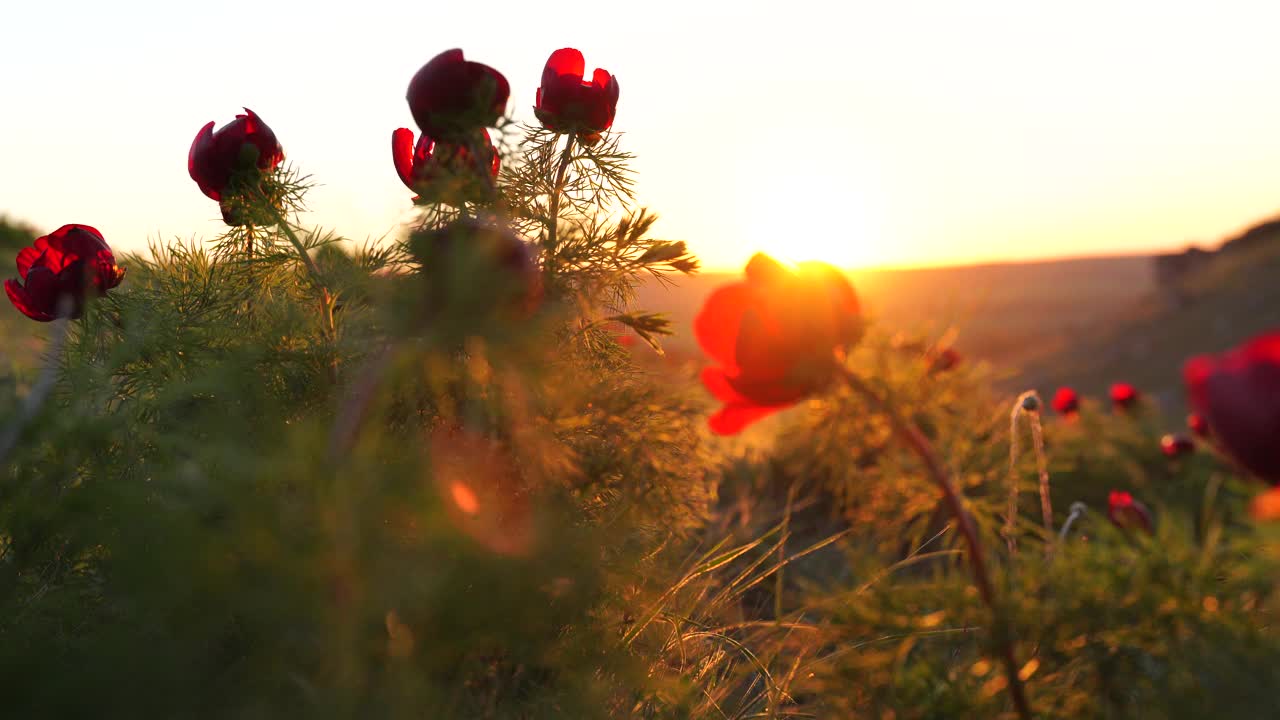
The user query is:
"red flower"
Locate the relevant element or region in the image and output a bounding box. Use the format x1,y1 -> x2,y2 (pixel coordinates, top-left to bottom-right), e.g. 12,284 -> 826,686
188,108 -> 284,203
5,224 -> 125,321
696,253 -> 862,435
1184,331 -> 1280,483
534,48 -> 619,145
391,128 -> 499,203
1051,386 -> 1079,416
1160,433 -> 1195,459
1107,490 -> 1152,534
1187,411 -> 1209,438
407,49 -> 509,140
1110,382 -> 1140,412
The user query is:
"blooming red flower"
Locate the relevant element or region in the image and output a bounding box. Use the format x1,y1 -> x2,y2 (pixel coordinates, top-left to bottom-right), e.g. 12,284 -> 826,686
407,49 -> 509,140
1110,382 -> 1140,412
188,108 -> 284,204
1050,386 -> 1079,416
1184,331 -> 1280,484
1187,412 -> 1210,438
1108,490 -> 1152,534
1160,433 -> 1195,459
696,253 -> 862,435
391,128 -> 498,203
5,224 -> 125,321
534,48 -> 619,145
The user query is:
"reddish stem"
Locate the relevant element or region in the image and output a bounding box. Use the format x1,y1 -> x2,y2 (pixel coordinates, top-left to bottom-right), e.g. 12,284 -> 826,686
840,367 -> 1034,720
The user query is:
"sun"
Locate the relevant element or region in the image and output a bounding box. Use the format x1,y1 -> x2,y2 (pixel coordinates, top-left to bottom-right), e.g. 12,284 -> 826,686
738,178 -> 885,271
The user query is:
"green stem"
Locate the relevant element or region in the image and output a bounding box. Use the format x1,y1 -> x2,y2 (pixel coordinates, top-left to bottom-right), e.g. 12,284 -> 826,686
839,367 -> 1034,720
272,209 -> 338,381
545,134 -> 575,263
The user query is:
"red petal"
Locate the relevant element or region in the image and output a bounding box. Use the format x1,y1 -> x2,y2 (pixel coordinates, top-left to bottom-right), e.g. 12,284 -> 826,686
701,366 -> 751,403
591,67 -> 611,89
4,272 -> 56,320
188,120 -> 220,200
5,276 -> 54,322
695,282 -> 752,368
544,48 -> 585,86
709,402 -> 788,435
744,253 -> 791,286
15,245 -> 42,279
392,128 -> 417,190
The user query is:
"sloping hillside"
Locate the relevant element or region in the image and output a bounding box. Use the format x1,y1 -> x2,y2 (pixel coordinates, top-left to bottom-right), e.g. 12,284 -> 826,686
1015,221 -> 1280,414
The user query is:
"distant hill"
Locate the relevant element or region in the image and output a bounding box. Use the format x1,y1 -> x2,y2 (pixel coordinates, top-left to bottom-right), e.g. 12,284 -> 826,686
1018,219 -> 1280,415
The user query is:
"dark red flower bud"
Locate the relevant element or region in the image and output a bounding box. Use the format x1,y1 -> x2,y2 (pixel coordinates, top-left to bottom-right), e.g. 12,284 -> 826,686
188,108 -> 284,203
409,219 -> 541,319
1187,411 -> 1210,438
5,224 -> 125,321
391,128 -> 499,204
927,347 -> 961,374
1051,386 -> 1079,416
534,48 -> 619,145
407,49 -> 509,140
1184,331 -> 1280,484
1160,433 -> 1195,459
1108,490 -> 1152,534
1110,382 -> 1140,412
696,253 -> 863,435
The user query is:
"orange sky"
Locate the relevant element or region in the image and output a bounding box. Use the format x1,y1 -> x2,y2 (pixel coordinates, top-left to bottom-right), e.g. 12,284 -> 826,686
3,1 -> 1280,271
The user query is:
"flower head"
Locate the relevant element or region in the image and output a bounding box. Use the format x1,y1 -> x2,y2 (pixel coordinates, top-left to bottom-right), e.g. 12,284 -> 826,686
407,49 -> 509,140
1107,490 -> 1152,534
408,219 -> 541,321
534,48 -> 619,145
1187,411 -> 1210,438
696,253 -> 862,435
1160,433 -> 1195,459
1050,386 -> 1079,416
1184,331 -> 1280,483
928,347 -> 961,374
391,128 -> 498,204
1110,382 -> 1140,412
5,224 -> 125,321
188,108 -> 284,205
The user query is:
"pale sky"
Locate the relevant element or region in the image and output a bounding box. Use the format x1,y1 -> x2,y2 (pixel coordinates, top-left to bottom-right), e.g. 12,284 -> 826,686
4,1 -> 1280,270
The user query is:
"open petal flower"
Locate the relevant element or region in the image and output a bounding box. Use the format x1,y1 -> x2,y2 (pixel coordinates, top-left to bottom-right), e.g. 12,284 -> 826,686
188,108 -> 283,203
407,49 -> 509,140
1050,386 -> 1079,416
390,128 -> 498,204
695,253 -> 862,435
1110,382 -> 1140,412
534,48 -> 619,144
1160,433 -> 1195,459
1108,490 -> 1152,534
5,224 -> 124,321
1187,411 -> 1210,438
1185,331 -> 1280,483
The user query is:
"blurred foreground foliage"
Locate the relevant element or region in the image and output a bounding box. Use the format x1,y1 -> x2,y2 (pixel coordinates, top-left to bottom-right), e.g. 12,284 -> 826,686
3,140 -> 1280,720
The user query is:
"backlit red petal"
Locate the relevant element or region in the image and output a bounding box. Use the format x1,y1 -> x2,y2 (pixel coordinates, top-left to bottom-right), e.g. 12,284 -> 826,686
695,282 -> 753,368
701,366 -> 751,404
392,128 -> 418,189
188,121 -> 220,200
5,278 -> 53,321
544,48 -> 586,85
